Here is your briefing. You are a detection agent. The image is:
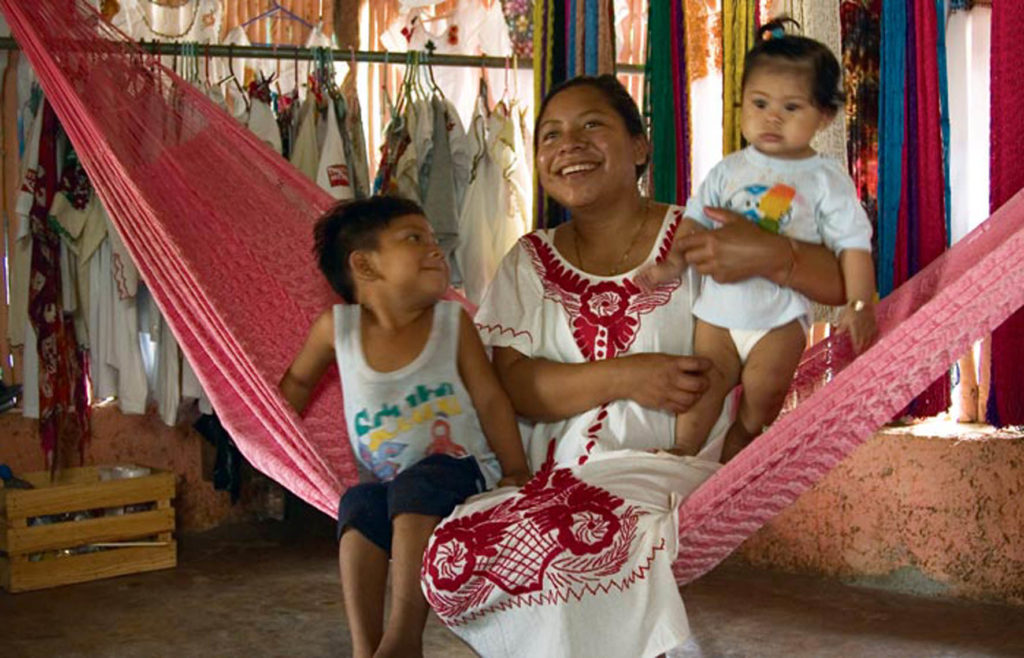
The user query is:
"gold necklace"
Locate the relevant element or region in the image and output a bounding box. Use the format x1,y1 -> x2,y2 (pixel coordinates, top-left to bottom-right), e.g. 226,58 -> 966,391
137,0 -> 200,40
573,203 -> 652,276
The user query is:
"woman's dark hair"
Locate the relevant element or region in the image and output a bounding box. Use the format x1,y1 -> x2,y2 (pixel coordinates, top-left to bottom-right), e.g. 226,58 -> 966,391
313,196 -> 425,303
535,74 -> 650,178
742,17 -> 845,114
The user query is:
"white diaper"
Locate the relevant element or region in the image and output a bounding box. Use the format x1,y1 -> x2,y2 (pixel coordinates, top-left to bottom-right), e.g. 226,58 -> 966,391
728,316 -> 810,364
728,328 -> 770,364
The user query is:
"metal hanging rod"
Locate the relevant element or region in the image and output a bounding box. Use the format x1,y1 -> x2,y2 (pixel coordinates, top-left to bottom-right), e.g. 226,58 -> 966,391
0,36 -> 645,74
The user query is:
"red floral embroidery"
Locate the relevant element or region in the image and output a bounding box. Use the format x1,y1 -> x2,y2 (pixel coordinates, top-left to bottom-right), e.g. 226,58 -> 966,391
521,212 -> 683,361
423,441 -> 650,621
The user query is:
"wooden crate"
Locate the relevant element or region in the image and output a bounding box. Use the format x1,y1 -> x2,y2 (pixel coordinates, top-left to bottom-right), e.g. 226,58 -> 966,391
0,466 -> 176,593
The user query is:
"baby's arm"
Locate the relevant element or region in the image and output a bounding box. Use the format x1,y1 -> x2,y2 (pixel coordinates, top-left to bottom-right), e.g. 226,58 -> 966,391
837,249 -> 877,353
635,217 -> 706,291
456,309 -> 531,487
279,310 -> 336,414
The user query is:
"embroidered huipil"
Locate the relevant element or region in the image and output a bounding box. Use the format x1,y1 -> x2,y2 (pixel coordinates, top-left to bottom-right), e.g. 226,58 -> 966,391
422,207 -> 727,658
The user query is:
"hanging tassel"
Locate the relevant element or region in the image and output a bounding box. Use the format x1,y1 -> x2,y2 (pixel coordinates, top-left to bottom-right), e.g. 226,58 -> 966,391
722,0 -> 755,155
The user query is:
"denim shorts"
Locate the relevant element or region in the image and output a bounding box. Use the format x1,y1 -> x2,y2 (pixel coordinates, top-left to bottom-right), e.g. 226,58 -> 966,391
335,453 -> 486,553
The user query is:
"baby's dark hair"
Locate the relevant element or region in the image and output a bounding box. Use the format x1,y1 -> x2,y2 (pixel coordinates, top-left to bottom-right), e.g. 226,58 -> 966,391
742,17 -> 845,114
313,196 -> 425,303
536,74 -> 650,179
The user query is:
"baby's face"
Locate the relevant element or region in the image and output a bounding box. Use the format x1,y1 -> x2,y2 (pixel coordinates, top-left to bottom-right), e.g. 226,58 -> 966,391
740,65 -> 833,159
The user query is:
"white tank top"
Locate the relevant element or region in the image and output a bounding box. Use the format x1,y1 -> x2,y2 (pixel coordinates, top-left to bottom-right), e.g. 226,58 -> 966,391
334,300 -> 502,486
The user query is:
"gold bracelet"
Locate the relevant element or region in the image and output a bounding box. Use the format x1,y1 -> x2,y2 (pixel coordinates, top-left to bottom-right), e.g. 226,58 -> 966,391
781,237 -> 799,287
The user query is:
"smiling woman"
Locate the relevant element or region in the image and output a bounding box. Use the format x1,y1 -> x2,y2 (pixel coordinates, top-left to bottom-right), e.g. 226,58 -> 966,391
420,74 -> 849,658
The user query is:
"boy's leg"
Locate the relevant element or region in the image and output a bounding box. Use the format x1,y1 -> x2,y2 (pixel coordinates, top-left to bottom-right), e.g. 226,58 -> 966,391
673,320 -> 742,455
374,512 -> 443,658
374,455 -> 484,658
336,483 -> 392,658
339,528 -> 389,658
720,320 -> 806,462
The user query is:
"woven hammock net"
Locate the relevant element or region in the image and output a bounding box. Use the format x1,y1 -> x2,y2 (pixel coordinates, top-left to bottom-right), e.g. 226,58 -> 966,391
6,0 -> 1024,585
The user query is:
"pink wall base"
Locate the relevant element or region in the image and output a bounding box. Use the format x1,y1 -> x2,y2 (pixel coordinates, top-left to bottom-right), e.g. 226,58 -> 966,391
5,409 -> 1022,603
737,421 -> 1024,605
0,406 -> 250,531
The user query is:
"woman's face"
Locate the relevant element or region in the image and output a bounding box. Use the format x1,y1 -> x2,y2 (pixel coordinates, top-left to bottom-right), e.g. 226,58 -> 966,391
535,85 -> 649,211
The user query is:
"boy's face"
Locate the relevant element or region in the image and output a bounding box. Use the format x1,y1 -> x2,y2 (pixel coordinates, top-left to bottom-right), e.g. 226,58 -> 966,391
363,214 -> 449,300
740,65 -> 833,160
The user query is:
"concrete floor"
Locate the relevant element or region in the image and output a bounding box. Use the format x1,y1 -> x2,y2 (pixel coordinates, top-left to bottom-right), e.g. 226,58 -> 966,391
3,513 -> 1023,658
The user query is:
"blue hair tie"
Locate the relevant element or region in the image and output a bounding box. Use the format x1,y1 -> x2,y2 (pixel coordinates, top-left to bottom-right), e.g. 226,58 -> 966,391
765,26 -> 786,41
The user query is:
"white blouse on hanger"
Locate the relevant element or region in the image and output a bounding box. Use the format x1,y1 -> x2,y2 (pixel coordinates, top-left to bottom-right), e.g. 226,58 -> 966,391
316,96 -> 355,200
111,0 -> 222,44
381,1 -> 514,128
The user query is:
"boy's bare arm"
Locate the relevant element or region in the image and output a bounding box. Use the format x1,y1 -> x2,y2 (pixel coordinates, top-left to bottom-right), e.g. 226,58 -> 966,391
279,310 -> 336,414
456,309 -> 531,486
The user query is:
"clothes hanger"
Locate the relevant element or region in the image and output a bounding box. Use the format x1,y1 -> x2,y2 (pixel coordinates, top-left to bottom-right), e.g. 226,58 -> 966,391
225,44 -> 251,112
242,1 -> 313,46
496,55 -> 512,114
423,42 -> 445,100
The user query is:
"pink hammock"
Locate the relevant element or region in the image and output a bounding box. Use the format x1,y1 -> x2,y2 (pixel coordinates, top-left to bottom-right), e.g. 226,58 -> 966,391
5,0 -> 1024,586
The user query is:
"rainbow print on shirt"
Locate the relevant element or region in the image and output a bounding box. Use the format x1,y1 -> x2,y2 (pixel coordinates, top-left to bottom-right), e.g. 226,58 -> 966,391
727,183 -> 797,234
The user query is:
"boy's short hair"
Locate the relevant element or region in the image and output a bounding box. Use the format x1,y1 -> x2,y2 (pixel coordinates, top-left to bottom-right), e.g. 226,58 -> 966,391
313,196 -> 426,303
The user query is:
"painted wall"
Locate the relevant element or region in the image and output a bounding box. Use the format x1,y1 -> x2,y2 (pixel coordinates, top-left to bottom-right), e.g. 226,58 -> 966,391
738,422 -> 1024,605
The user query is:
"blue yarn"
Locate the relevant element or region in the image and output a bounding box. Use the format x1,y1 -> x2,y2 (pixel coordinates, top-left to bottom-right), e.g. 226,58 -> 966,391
936,0 -> 953,246
878,0 -> 907,296
585,0 -> 599,75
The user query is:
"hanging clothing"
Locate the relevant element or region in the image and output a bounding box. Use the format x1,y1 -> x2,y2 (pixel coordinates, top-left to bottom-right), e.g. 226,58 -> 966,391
421,97 -> 462,285
393,100 -> 424,203
247,84 -> 283,155
27,104 -> 90,462
316,96 -> 355,200
340,68 -> 370,199
218,25 -> 256,120
110,0 -> 222,44
381,2 -> 514,127
104,207 -> 149,414
290,95 -> 320,180
455,98 -> 530,303
277,23 -> 332,99
8,97 -> 43,349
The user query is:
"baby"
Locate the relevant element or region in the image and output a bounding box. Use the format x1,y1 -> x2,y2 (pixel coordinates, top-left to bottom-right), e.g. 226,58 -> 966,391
637,18 -> 876,462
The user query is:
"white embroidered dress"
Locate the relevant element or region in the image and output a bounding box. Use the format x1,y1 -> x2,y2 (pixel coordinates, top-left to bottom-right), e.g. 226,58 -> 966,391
421,207 -> 726,658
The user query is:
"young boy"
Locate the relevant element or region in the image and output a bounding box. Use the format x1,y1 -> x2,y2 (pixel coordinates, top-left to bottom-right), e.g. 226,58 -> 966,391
279,196 -> 530,658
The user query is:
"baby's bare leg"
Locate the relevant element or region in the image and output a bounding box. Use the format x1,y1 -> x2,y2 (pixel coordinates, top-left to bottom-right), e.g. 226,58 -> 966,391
635,218 -> 705,291
720,320 -> 807,463
373,513 -> 442,658
673,320 -> 741,455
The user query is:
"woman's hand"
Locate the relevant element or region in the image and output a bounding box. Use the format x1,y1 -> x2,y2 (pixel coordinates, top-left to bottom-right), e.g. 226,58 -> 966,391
617,353 -> 711,414
673,206 -> 846,305
498,470 -> 532,488
673,207 -> 786,283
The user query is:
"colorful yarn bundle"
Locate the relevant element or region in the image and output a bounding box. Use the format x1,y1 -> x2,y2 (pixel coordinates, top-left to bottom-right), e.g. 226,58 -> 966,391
987,0 -> 1024,426
877,0 -> 952,415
